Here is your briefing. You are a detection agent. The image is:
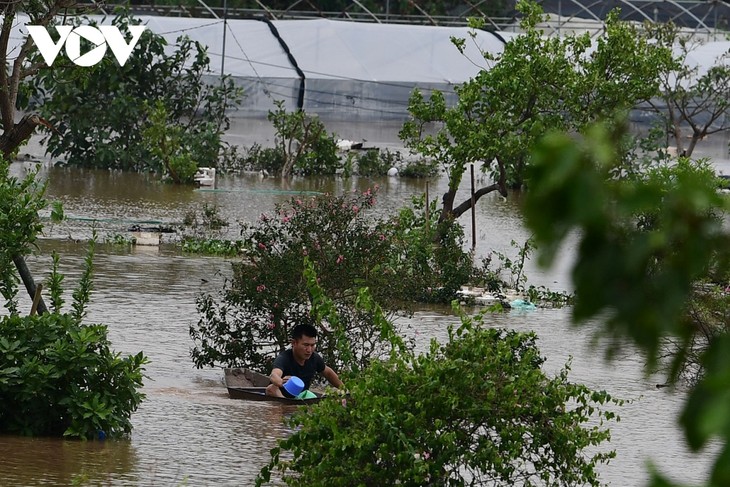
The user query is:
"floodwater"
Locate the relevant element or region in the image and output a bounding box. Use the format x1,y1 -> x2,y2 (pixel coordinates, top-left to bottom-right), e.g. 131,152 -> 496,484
1,127 -> 727,485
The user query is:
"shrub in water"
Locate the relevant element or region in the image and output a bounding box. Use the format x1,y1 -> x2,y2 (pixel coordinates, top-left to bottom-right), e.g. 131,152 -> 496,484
0,312 -> 147,439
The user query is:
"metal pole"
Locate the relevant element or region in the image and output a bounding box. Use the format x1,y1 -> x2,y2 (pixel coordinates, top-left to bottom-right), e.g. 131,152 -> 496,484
220,0 -> 227,77
558,0 -> 561,36
470,164 -> 476,251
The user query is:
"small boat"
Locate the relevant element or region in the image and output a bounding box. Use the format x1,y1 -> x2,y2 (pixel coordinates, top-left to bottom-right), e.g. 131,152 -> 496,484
223,367 -> 325,404
227,386 -> 325,404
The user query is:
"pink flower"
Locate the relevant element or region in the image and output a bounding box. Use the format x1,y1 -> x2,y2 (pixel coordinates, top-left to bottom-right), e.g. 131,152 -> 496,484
378,234 -> 385,241
282,216 -> 290,223
258,242 -> 266,250
256,284 -> 266,292
336,255 -> 344,264
267,322 -> 276,330
352,205 -> 359,213
296,199 -> 302,205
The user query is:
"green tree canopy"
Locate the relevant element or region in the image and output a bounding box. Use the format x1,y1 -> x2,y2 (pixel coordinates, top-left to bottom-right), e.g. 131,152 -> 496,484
645,21 -> 730,158
257,312 -> 620,486
0,162 -> 148,440
28,13 -> 243,182
400,0 -> 673,226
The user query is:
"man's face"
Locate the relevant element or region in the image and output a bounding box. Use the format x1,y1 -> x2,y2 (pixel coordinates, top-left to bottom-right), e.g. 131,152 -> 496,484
292,334 -> 316,362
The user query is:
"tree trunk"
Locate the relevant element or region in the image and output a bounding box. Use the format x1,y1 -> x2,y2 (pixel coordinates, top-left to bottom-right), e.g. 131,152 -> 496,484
437,159 -> 508,240
3,113 -> 48,314
451,183 -> 503,219
439,189 -> 457,224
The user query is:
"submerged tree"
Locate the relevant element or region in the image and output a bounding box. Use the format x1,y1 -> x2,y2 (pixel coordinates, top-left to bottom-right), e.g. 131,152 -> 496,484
267,101 -> 340,178
645,22 -> 730,158
400,0 -> 673,227
190,190 -> 477,373
191,191 -> 412,374
29,12 -> 243,183
0,0 -> 90,307
0,161 -> 148,439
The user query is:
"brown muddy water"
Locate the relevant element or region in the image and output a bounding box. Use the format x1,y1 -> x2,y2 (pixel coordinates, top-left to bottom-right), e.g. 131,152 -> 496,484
1,150 -> 722,485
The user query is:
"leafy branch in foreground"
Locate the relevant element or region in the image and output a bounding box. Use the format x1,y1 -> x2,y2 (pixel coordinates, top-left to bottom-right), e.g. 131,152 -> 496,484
524,121 -> 730,486
257,308 -> 620,486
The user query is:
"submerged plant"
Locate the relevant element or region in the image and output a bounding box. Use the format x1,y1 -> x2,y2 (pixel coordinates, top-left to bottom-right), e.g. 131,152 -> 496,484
0,163 -> 148,440
0,237 -> 148,439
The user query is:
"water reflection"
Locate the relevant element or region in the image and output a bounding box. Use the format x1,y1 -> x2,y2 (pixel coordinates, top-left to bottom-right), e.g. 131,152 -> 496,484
0,435 -> 138,485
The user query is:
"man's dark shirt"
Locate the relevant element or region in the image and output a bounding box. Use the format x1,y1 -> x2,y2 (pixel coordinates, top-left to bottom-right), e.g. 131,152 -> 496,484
272,349 -> 325,389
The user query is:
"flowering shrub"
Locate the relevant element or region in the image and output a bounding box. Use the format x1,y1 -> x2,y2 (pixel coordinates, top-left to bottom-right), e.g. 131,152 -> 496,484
191,189 -> 415,373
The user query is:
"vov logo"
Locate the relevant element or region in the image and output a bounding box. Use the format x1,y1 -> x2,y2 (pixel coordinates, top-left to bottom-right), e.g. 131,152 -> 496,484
27,25 -> 146,67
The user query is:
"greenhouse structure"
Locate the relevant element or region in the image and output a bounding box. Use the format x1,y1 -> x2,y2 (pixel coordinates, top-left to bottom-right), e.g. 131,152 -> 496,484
7,12 -> 730,121
141,16 -> 509,120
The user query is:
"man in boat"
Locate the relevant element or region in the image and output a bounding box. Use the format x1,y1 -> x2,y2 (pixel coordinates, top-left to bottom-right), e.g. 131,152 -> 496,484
266,323 -> 344,398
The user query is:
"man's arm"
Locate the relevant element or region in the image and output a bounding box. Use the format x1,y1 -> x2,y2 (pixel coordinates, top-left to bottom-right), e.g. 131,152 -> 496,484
322,366 -> 344,389
269,367 -> 288,388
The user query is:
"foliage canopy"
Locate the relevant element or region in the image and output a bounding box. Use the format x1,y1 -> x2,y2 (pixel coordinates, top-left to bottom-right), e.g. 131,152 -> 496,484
191,190 -> 411,373
190,190 -> 477,373
29,14 -> 243,182
0,162 -> 148,440
400,0 -> 673,223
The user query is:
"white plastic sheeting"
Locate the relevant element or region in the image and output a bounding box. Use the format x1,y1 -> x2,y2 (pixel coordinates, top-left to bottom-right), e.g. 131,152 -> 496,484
6,14 -> 505,119
679,40 -> 730,86
3,14 -> 729,120
140,17 -> 507,119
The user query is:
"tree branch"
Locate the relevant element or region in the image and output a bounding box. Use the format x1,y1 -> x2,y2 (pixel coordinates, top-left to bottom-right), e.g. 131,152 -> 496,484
451,184 -> 501,219
0,113 -> 41,157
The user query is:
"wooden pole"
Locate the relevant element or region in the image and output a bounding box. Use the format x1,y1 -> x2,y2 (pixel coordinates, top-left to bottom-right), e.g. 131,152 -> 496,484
30,283 -> 43,316
470,164 -> 476,251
